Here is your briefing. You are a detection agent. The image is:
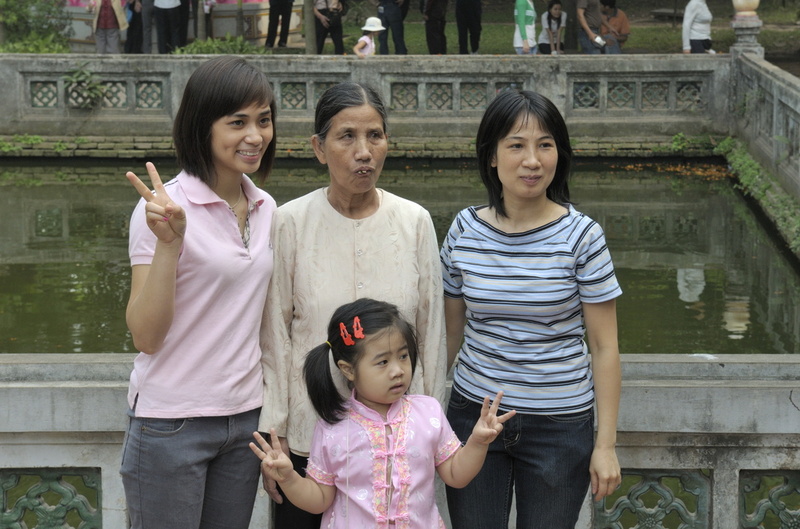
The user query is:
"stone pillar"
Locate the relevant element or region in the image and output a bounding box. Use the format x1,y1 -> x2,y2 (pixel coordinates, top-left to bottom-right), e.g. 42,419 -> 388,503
729,0 -> 764,59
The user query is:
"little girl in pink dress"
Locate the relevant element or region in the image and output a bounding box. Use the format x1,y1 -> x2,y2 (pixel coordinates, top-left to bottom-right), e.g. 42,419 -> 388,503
251,298 -> 515,528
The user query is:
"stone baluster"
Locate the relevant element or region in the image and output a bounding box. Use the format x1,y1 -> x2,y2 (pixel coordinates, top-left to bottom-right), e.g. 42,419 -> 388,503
730,0 -> 764,58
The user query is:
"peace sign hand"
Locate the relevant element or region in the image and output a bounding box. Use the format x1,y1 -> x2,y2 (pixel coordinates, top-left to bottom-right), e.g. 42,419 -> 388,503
126,162 -> 186,244
471,391 -> 516,446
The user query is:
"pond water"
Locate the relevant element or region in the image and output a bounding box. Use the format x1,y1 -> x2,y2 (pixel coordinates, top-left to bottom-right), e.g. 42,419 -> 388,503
1,158 -> 799,355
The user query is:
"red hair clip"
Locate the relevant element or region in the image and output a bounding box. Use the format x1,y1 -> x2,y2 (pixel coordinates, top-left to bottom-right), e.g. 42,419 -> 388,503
353,316 -> 364,339
340,322 -> 355,346
339,316 -> 364,346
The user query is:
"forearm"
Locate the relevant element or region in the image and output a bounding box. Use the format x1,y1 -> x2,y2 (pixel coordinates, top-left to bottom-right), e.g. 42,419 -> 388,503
439,437 -> 488,488
444,296 -> 466,371
126,241 -> 182,353
273,472 -> 331,514
592,348 -> 621,449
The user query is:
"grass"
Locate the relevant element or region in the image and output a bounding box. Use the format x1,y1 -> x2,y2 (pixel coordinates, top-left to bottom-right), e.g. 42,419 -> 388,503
309,0 -> 800,55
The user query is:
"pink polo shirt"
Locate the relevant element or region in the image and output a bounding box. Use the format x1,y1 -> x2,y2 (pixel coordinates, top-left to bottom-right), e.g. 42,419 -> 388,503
127,171 -> 276,418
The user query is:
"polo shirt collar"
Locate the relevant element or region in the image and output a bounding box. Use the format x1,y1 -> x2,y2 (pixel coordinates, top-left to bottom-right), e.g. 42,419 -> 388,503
176,171 -> 265,207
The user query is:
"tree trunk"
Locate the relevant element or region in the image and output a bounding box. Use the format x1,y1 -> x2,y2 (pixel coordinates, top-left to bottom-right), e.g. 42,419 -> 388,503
236,0 -> 244,36
0,21 -> 6,44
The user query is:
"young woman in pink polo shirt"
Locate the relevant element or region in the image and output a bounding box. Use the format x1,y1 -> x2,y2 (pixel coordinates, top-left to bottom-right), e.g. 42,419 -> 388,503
120,55 -> 278,529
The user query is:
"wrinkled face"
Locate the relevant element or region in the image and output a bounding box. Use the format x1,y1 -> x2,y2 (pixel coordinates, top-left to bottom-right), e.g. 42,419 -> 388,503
491,114 -> 558,206
312,104 -> 388,198
210,102 -> 273,182
340,327 -> 412,418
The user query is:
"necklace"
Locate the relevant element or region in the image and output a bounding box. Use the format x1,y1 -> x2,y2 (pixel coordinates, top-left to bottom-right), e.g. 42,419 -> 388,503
228,185 -> 243,210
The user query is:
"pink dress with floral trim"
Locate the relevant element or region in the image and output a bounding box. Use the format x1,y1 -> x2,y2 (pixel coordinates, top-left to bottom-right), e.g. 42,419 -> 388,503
306,393 -> 462,528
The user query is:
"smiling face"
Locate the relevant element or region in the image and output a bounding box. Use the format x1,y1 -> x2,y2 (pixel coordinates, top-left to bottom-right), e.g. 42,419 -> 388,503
549,2 -> 562,17
339,326 -> 412,418
209,102 -> 274,183
491,113 -> 558,207
312,104 -> 388,199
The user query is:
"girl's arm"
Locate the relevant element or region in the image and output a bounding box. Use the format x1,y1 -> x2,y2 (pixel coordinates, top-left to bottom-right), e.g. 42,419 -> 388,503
353,38 -> 367,57
250,430 -> 337,514
514,0 -> 530,53
444,296 -> 466,371
436,391 -> 515,488
583,299 -> 622,501
125,162 -> 187,354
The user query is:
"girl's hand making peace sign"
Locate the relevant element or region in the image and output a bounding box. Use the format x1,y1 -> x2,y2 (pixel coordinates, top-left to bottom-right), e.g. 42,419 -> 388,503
126,162 -> 187,245
471,391 -> 516,445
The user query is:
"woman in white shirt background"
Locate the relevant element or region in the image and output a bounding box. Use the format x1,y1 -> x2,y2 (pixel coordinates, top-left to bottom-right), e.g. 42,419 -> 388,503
682,0 -> 715,54
537,0 -> 566,55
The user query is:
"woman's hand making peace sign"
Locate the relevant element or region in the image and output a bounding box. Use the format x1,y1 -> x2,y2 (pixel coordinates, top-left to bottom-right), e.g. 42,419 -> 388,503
126,162 -> 187,245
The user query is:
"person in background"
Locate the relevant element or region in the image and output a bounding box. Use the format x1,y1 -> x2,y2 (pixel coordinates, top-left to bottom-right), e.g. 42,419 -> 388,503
258,82 -> 447,529
120,56 -> 278,529
421,0 -> 447,54
537,0 -> 566,55
266,0 -> 294,48
512,0 -> 536,55
125,0 -> 144,53
442,89 -> 623,527
377,0 -> 408,54
682,0 -> 714,54
154,0 -> 181,53
251,298 -> 515,528
88,0 -> 129,54
455,0 -> 481,54
177,0 -> 191,46
353,17 -> 385,58
600,0 -> 629,54
313,0 -> 345,54
576,0 -> 610,54
140,0 -> 155,52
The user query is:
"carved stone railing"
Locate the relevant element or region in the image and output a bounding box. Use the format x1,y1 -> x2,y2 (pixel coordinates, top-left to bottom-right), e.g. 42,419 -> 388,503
2,354 -> 799,528
0,54 -> 730,141
730,53 -> 800,202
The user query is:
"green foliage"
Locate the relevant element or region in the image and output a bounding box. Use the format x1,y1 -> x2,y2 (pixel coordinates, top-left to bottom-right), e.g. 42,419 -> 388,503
12,134 -> 43,145
0,0 -> 72,46
63,63 -> 106,109
174,35 -> 270,55
714,136 -> 800,252
671,133 -> 689,152
0,33 -> 71,53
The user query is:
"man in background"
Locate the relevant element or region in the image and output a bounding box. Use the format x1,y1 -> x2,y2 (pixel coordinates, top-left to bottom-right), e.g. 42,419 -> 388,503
600,0 -> 629,54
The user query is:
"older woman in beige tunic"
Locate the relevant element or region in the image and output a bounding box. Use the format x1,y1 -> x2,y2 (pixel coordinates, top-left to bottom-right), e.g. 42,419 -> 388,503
258,82 -> 447,529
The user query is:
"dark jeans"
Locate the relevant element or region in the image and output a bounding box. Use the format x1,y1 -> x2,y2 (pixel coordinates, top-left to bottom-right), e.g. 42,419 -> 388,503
315,10 -> 344,54
378,0 -> 407,55
273,452 -> 323,528
154,5 -> 181,53
120,408 -> 261,529
578,27 -> 602,55
425,16 -> 447,54
266,0 -> 293,47
446,389 -> 594,528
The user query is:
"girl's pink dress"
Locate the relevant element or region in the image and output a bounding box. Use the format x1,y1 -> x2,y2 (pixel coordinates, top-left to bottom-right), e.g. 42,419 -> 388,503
306,393 -> 462,528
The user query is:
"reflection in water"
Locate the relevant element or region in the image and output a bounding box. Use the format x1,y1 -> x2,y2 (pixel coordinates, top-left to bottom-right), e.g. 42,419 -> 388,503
0,159 -> 798,354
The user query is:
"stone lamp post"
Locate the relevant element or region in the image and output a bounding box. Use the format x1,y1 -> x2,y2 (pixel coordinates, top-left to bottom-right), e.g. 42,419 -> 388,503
730,0 -> 763,58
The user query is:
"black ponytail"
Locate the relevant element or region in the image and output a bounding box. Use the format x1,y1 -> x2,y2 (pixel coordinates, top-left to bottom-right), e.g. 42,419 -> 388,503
304,343 -> 346,424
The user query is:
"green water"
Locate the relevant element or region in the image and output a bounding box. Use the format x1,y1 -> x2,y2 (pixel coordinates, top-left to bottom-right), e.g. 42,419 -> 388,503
0,158 -> 798,355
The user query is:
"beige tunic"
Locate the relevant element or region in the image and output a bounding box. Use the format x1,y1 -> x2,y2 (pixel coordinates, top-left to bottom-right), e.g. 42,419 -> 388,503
259,188 -> 447,454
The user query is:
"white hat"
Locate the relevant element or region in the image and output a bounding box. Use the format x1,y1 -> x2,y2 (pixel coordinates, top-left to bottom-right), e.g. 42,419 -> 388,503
361,17 -> 385,32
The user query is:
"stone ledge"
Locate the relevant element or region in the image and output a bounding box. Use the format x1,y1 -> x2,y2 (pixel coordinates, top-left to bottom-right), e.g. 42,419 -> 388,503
0,135 -> 708,160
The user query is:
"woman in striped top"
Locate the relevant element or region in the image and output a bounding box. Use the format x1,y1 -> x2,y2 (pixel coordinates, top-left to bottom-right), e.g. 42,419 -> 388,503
441,89 -> 622,528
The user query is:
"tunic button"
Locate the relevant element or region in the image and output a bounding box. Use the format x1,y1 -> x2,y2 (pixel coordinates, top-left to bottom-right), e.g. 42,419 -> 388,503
357,249 -> 363,256
355,221 -> 361,227
357,282 -> 364,289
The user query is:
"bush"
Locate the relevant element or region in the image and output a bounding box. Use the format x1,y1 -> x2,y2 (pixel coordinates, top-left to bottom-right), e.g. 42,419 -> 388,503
0,33 -> 70,53
174,35 -> 269,55
0,0 -> 72,47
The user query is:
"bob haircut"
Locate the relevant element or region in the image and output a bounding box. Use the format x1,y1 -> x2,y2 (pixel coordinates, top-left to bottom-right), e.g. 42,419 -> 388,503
476,90 -> 573,218
173,56 -> 276,187
303,298 -> 419,424
313,82 -> 388,141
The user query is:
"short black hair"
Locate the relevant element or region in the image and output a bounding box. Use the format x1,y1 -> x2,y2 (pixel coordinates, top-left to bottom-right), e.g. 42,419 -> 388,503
476,90 -> 572,218
173,56 -> 276,187
314,82 -> 387,141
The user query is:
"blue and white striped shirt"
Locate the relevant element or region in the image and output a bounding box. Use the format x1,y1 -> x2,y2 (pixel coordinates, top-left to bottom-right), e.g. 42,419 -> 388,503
441,205 -> 622,415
